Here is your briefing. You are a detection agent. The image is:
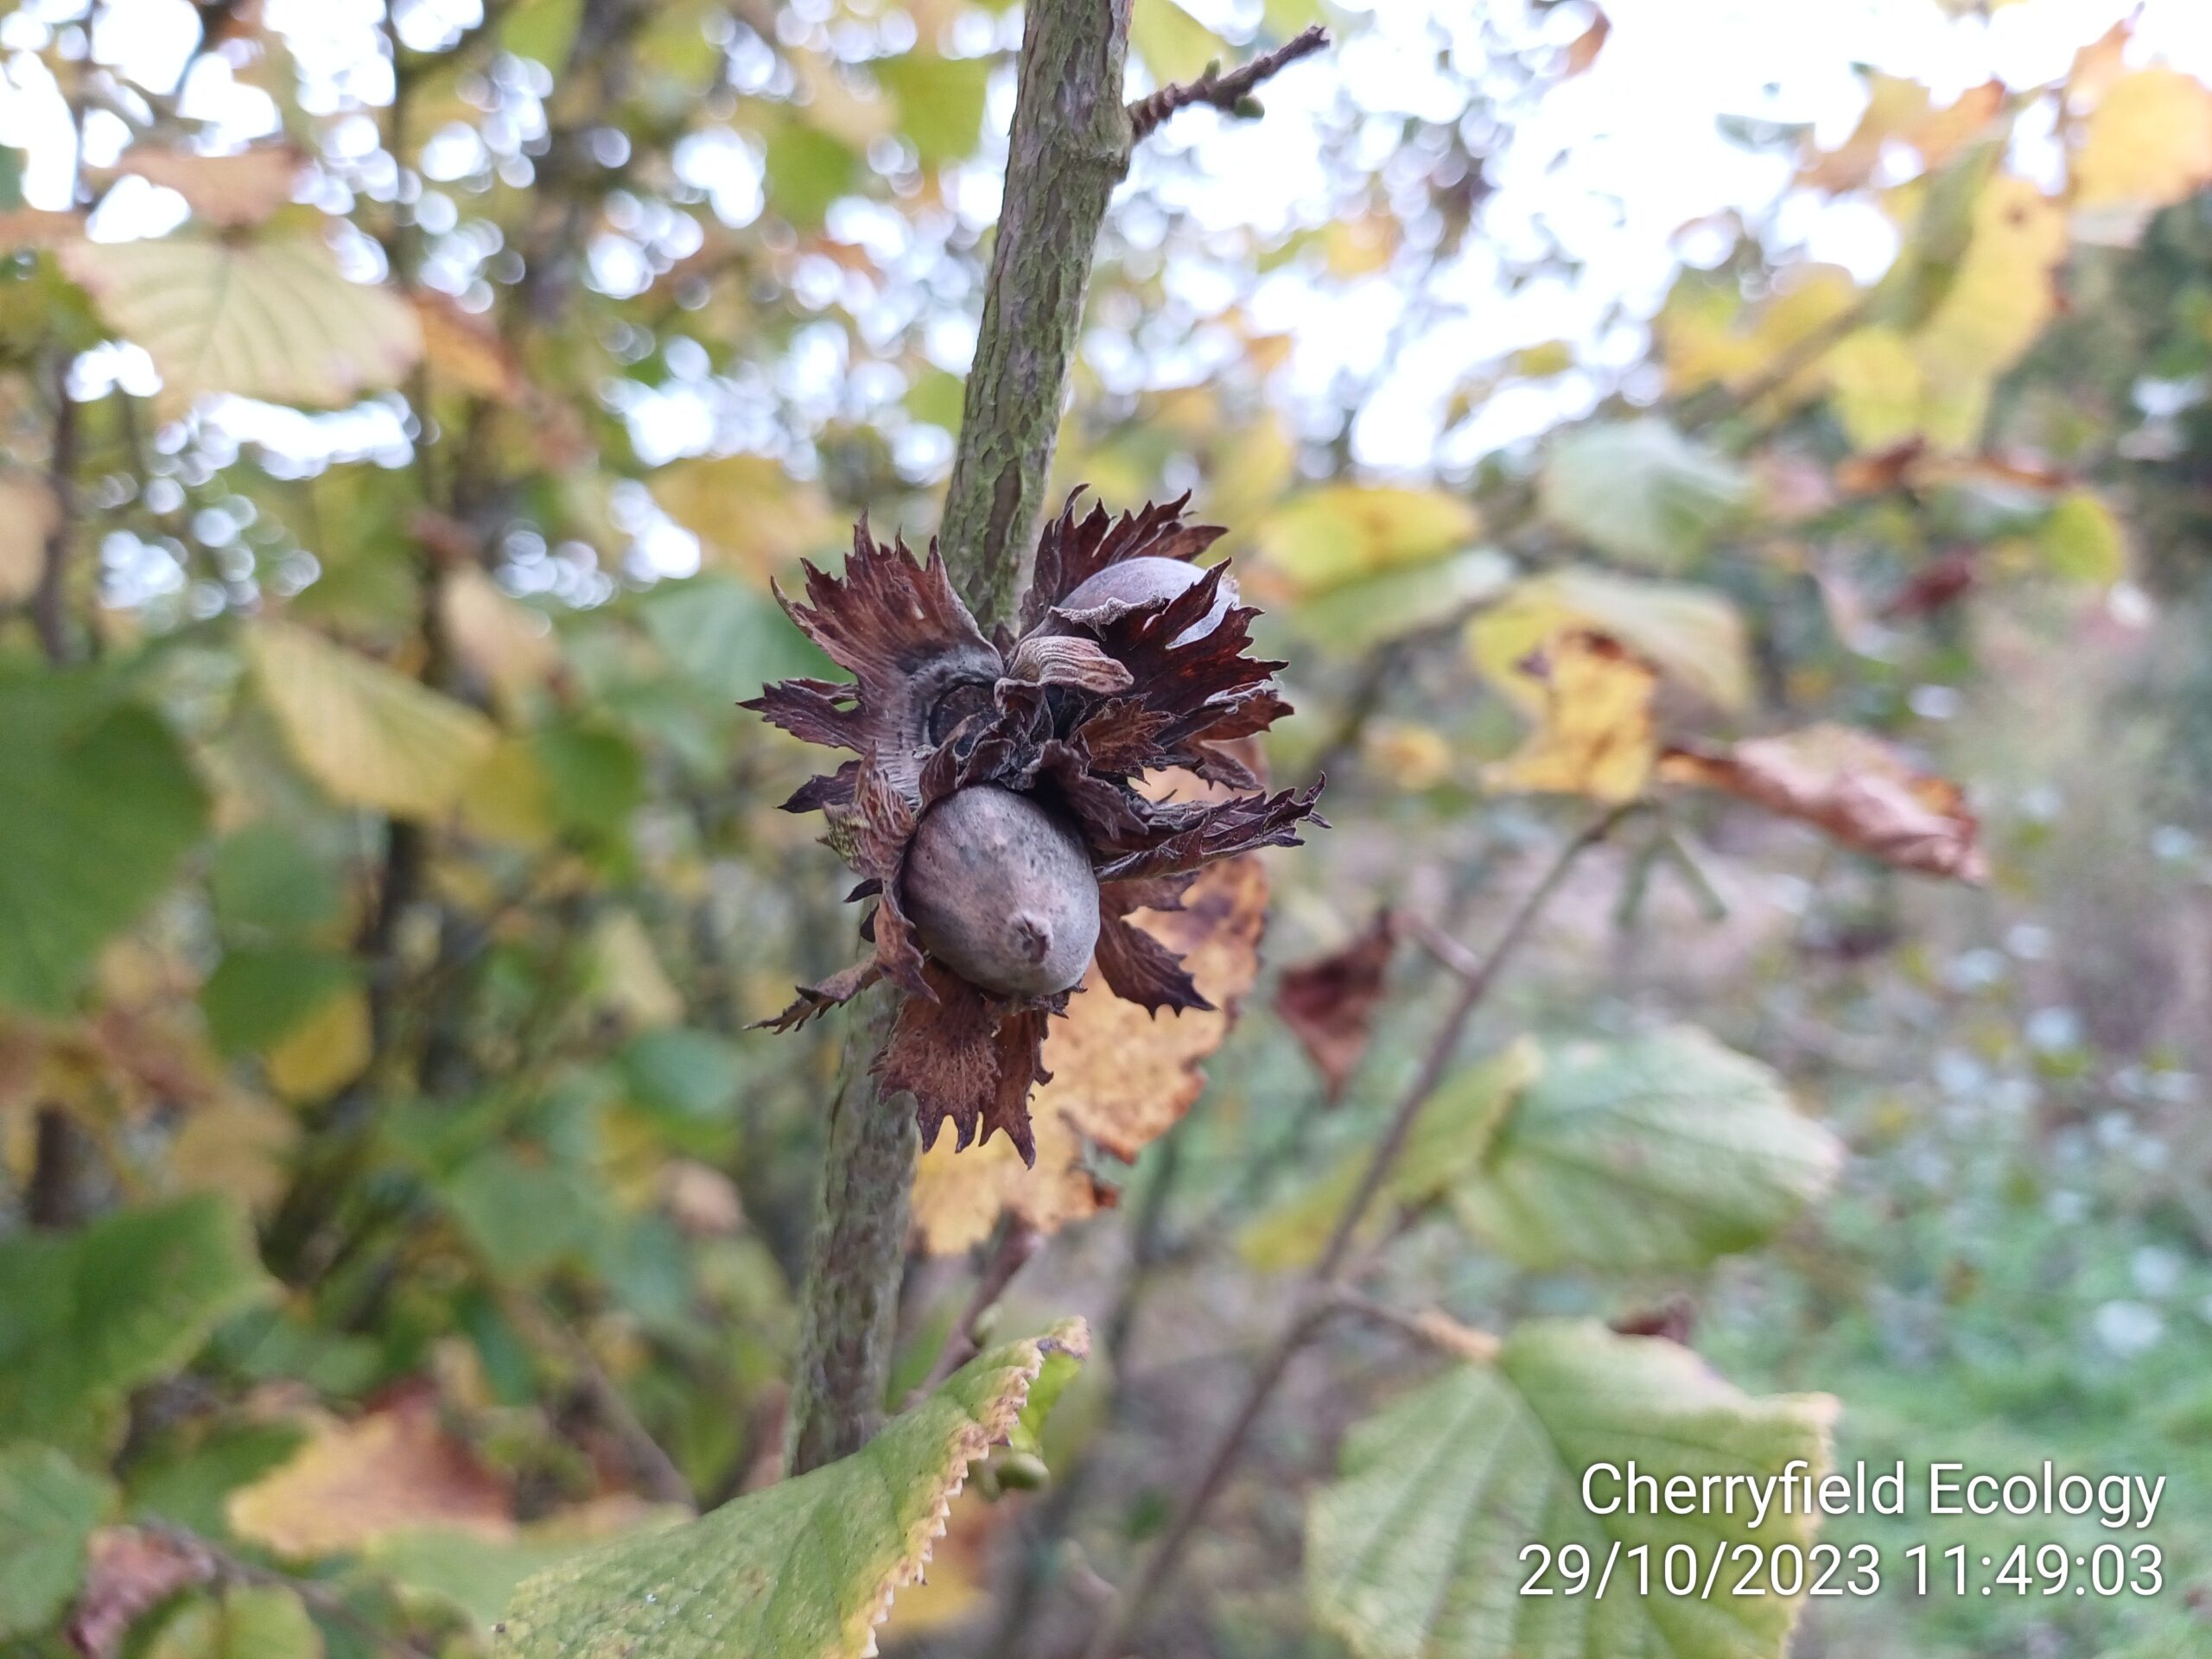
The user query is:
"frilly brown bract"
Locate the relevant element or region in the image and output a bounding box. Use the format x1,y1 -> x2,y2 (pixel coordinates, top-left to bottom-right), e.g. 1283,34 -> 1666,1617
743,491 -> 1325,1165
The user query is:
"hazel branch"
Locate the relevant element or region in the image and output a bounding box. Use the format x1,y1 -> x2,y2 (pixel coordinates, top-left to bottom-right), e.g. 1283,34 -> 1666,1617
1127,24 -> 1331,141
906,1216 -> 1042,1405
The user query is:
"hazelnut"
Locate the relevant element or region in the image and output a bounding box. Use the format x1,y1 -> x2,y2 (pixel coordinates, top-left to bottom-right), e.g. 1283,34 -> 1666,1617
1056,556 -> 1238,645
902,785 -> 1101,997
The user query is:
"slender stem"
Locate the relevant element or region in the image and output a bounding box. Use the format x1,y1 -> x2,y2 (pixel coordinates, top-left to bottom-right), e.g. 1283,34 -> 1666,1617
784,988 -> 916,1473
1125,24 -> 1328,140
32,351 -> 78,665
906,1216 -> 1041,1405
934,0 -> 1135,626
506,1292 -> 692,1508
1082,806 -> 1632,1658
981,1132 -> 1185,1659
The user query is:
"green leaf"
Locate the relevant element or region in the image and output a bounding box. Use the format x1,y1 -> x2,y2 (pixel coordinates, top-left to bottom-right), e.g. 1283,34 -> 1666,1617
1238,1043 -> 1537,1273
0,675 -> 207,1014
200,945 -> 359,1056
1308,1321 -> 1835,1659
0,1195 -> 270,1449
493,1319 -> 1090,1659
445,1150 -> 607,1281
499,0 -> 584,69
533,722 -> 645,841
639,575 -> 832,702
0,1446 -> 114,1638
147,1585 -> 321,1659
765,123 -> 859,232
248,620 -> 498,821
61,235 -> 421,417
2036,491 -> 2126,584
875,54 -> 993,171
1130,0 -> 1228,85
1539,419 -> 1751,570
1455,1028 -> 1843,1271
209,822 -> 345,942
1287,548 -> 1514,657
373,1526 -> 665,1633
618,1028 -> 744,1127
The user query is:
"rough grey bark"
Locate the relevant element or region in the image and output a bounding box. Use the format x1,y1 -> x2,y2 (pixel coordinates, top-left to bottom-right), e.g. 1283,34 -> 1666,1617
934,0 -> 1136,626
782,0 -> 1135,1477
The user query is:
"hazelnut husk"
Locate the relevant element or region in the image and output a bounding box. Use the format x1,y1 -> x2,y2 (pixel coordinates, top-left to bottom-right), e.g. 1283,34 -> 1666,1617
745,491 -> 1323,1164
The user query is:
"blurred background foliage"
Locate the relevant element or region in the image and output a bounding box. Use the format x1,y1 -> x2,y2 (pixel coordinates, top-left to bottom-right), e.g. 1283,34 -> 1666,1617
1,0 -> 2210,1655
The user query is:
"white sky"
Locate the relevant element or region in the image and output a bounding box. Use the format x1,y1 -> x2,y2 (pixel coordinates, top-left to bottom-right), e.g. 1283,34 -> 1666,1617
5,0 -> 2211,492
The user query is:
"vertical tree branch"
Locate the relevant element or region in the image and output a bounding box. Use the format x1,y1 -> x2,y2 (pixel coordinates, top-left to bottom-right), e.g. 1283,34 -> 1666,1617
785,3 -> 1331,1478
783,0 -> 1136,1477
934,0 -> 1135,625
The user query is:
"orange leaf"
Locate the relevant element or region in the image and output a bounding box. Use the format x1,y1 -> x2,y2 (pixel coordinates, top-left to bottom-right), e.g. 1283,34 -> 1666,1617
227,1395 -> 514,1558
1662,725 -> 1986,881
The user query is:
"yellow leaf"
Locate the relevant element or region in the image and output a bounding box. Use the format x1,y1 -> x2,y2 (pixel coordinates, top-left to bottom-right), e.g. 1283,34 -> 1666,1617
911,849 -> 1267,1254
1129,0 -> 1225,85
1202,410 -> 1296,529
229,1398 -> 514,1559
1484,630 -> 1659,805
1824,326 -> 1925,453
1254,486 -> 1478,596
1467,567 -> 1751,712
118,145 -> 303,228
1322,214 -> 1396,279
586,912 -> 683,1030
459,738 -> 557,851
1916,174 -> 2067,385
61,235 -> 421,417
170,1089 -> 300,1215
439,568 -> 558,711
2073,67 -> 2212,210
0,470 -> 59,604
249,621 -> 498,820
1362,721 -> 1452,791
649,454 -> 836,579
2037,491 -> 2126,584
263,987 -> 371,1103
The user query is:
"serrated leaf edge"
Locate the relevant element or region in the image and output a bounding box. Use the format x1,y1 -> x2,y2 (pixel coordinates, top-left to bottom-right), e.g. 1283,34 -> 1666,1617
856,1318 -> 1090,1657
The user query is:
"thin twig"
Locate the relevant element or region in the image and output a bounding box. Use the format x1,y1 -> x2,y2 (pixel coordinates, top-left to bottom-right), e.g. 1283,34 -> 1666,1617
143,1522 -> 439,1659
906,1216 -> 1042,1405
981,1132 -> 1185,1659
1127,24 -> 1330,140
506,1292 -> 693,1509
1080,805 -> 1634,1659
31,350 -> 78,665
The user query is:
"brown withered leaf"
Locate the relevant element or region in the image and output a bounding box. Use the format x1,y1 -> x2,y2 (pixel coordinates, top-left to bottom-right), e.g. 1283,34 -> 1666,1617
1661,724 -> 1986,881
118,145 -> 302,228
875,963 -> 1052,1165
910,853 -> 1268,1253
1274,910 -> 1397,1103
67,1526 -> 218,1659
227,1395 -> 513,1558
413,292 -> 530,404
1563,9 -> 1609,76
